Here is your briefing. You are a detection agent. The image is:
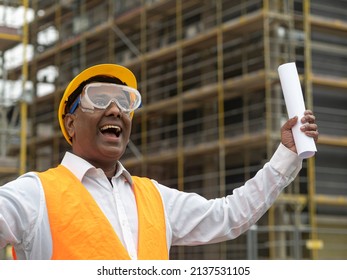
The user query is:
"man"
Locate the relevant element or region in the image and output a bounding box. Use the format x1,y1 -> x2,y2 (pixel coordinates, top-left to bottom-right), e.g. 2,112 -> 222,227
0,64 -> 319,260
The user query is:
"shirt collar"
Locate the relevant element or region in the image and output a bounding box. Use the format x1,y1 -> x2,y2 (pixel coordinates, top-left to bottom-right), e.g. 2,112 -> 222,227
61,151 -> 133,185
114,160 -> 133,185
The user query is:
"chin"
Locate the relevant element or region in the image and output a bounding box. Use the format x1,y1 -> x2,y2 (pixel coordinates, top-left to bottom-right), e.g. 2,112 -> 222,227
102,146 -> 125,160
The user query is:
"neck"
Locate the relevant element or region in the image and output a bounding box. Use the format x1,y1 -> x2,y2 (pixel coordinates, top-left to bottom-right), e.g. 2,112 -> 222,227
90,161 -> 118,178
103,165 -> 118,178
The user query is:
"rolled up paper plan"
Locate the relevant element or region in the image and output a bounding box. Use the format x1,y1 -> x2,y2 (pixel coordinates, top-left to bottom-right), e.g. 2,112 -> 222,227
278,62 -> 317,159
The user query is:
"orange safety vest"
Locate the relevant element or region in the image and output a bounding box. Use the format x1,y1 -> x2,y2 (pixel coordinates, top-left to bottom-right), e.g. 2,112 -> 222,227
14,165 -> 168,260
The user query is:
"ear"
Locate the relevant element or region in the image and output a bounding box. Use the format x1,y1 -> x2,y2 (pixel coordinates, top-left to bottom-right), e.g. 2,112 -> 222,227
64,113 -> 76,140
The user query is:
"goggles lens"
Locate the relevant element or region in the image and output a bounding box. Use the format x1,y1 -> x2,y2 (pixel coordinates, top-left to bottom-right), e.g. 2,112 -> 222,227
78,83 -> 141,114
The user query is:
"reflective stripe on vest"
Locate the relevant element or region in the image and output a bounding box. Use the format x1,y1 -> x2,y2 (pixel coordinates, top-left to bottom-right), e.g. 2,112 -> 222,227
36,165 -> 168,260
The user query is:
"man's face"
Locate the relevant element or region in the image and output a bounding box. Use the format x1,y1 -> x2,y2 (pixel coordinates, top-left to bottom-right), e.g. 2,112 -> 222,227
64,83 -> 132,168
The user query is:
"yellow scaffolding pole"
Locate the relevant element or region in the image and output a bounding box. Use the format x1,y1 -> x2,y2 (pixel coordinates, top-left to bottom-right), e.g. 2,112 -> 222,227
176,0 -> 185,260
216,0 -> 226,259
262,0 -> 276,259
19,0 -> 29,175
176,0 -> 184,192
140,1 -> 148,176
303,0 -> 319,260
0,33 -> 21,41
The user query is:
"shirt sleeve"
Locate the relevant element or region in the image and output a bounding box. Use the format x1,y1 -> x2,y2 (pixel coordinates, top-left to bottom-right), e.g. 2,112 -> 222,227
0,173 -> 44,256
155,144 -> 302,246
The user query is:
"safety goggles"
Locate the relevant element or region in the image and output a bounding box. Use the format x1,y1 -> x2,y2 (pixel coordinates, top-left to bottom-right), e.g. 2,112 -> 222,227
69,82 -> 141,114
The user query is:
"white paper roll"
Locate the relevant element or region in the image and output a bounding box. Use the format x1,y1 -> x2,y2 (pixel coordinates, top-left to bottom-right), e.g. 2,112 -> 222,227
278,62 -> 317,159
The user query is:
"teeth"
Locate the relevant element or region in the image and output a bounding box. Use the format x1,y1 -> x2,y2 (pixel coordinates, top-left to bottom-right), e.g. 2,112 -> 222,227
100,125 -> 122,135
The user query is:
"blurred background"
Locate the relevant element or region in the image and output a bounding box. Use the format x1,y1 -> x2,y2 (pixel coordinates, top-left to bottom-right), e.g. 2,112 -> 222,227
0,0 -> 346,260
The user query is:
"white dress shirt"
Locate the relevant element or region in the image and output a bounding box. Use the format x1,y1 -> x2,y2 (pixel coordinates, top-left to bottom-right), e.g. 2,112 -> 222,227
0,144 -> 301,260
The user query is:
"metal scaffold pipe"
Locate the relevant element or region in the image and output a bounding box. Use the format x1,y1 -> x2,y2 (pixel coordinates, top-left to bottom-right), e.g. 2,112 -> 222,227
19,0 -> 29,175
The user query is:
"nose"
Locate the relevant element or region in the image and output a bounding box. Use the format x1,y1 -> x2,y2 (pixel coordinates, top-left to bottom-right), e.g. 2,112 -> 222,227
105,101 -> 122,118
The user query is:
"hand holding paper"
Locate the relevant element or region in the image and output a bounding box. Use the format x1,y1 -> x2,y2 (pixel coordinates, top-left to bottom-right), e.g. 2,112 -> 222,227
278,62 -> 317,159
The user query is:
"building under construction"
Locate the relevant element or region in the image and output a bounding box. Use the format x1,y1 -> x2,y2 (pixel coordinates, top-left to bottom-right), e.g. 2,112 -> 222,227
0,0 -> 346,260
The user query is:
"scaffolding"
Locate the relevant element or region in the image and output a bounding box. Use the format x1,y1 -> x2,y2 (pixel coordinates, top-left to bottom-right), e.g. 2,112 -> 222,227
0,0 -> 28,185
1,0 -> 347,260
0,0 -> 29,260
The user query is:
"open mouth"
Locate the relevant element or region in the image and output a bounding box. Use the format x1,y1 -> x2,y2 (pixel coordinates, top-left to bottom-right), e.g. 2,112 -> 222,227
100,125 -> 122,137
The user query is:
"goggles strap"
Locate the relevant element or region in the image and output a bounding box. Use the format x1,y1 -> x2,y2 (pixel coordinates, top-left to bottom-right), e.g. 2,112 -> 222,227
69,96 -> 80,114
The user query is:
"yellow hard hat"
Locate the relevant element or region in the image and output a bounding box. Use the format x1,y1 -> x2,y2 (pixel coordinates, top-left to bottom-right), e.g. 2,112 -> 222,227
58,64 -> 137,145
